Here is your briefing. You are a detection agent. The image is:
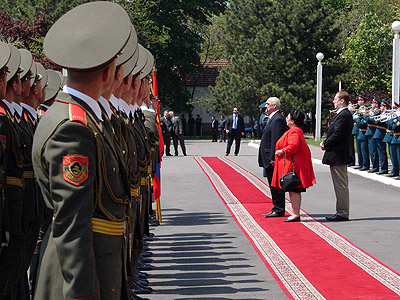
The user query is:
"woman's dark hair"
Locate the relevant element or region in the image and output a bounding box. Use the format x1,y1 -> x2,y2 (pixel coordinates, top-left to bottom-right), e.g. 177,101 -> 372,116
289,109 -> 305,128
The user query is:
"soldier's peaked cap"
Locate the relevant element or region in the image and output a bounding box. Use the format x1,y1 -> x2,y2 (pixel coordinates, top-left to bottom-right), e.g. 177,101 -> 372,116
0,42 -> 10,70
19,49 -> 33,79
116,24 -> 138,67
44,1 -> 131,70
132,44 -> 147,76
140,49 -> 154,79
123,44 -> 139,78
6,45 -> 21,82
36,62 -> 48,88
45,69 -> 62,101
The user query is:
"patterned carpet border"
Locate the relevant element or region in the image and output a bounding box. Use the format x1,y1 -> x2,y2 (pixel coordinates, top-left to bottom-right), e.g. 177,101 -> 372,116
195,157 -> 325,300
221,157 -> 400,296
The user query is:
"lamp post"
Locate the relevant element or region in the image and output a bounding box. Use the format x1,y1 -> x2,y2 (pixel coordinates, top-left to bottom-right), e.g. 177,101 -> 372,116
315,52 -> 324,142
392,21 -> 400,107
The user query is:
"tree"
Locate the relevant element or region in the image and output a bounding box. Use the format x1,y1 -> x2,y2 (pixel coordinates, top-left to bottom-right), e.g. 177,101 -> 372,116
343,13 -> 393,93
203,0 -> 344,126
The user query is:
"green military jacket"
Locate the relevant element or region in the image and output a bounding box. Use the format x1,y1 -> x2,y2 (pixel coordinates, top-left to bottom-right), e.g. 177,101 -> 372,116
32,92 -> 130,300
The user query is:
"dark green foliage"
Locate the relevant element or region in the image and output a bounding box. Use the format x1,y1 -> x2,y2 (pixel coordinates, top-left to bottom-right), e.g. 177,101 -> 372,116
205,0 -> 343,123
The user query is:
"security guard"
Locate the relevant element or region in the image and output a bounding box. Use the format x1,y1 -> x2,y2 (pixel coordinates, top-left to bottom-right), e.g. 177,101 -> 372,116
365,97 -> 381,173
372,99 -> 389,174
32,2 -> 133,299
0,43 -> 25,299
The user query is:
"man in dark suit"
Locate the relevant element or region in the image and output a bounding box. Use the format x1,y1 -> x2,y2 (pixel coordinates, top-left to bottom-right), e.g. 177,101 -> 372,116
160,110 -> 173,156
258,97 -> 287,217
225,107 -> 245,156
321,91 -> 353,221
170,111 -> 187,156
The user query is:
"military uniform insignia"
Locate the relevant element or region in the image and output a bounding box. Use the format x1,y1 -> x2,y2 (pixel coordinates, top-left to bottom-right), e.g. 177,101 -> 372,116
63,154 -> 89,185
0,135 -> 6,149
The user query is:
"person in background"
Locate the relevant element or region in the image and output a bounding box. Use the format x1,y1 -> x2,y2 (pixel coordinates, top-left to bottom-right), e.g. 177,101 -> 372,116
160,109 -> 172,156
218,115 -> 226,142
170,111 -> 187,156
225,107 -> 245,156
195,114 -> 202,136
181,114 -> 186,135
188,114 -> 195,136
272,109 -> 316,222
211,116 -> 218,142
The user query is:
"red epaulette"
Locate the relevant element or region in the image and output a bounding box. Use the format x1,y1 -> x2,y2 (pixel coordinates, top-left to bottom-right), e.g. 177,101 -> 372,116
0,106 -> 6,116
69,103 -> 87,126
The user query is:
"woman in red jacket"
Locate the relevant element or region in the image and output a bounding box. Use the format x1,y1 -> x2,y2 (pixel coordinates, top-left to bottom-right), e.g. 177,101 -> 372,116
272,109 -> 316,222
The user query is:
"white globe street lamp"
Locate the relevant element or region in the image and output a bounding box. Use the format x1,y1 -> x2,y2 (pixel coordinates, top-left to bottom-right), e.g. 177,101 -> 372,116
392,21 -> 400,107
315,53 -> 324,142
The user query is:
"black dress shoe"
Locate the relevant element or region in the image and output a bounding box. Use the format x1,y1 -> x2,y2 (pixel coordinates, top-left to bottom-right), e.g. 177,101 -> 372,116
234,153 -> 238,156
262,211 -> 285,217
378,170 -> 388,175
368,169 -> 379,173
353,166 -> 362,169
284,216 -> 300,222
386,173 -> 398,177
360,167 -> 369,171
325,214 -> 349,222
166,153 -> 172,156
225,153 -> 229,156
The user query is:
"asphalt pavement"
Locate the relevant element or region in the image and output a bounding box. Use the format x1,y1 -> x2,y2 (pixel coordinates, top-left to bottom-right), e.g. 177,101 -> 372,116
145,139 -> 400,300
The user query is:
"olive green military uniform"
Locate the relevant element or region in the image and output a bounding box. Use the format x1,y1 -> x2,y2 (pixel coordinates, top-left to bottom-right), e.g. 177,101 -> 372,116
0,101 -> 25,297
33,93 -> 131,300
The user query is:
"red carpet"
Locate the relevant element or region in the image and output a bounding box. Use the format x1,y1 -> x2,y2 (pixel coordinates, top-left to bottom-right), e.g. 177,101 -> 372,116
195,157 -> 400,300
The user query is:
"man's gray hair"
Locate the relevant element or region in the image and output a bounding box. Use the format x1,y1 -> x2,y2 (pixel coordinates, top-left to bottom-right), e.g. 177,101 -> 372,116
268,97 -> 281,108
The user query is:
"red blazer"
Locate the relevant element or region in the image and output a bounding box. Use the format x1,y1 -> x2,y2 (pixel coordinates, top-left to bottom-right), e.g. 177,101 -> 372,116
272,127 -> 316,189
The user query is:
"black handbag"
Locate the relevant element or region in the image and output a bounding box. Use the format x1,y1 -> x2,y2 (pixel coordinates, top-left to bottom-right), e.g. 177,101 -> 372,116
279,151 -> 302,192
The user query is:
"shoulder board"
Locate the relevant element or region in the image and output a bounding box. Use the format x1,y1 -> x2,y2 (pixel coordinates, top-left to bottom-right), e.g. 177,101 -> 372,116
0,106 -> 5,116
69,103 -> 87,126
23,111 -> 29,122
38,108 -> 46,117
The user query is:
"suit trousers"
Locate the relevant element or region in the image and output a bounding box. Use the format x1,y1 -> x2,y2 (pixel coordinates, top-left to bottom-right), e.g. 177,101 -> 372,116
265,166 -> 285,214
226,130 -> 241,155
163,133 -> 171,155
329,165 -> 350,218
172,134 -> 186,155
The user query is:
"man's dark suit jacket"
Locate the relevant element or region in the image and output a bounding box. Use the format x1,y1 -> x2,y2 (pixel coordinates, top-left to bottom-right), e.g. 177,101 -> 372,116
225,114 -> 245,133
258,111 -> 287,169
322,108 -> 353,166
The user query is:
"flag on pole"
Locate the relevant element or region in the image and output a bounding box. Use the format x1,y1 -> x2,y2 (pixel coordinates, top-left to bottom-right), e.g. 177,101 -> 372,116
152,68 -> 162,222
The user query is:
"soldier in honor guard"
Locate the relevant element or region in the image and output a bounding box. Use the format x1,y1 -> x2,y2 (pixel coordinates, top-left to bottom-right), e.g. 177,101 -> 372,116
353,96 -> 370,171
37,69 -> 62,119
372,99 -> 390,174
349,98 -> 358,167
0,41 -> 12,298
31,2 -> 133,299
390,103 -> 400,180
365,97 -> 381,173
383,102 -> 398,178
0,43 -> 27,299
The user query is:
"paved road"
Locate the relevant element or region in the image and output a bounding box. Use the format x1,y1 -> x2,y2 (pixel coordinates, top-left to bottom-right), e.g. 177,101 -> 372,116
145,140 -> 400,300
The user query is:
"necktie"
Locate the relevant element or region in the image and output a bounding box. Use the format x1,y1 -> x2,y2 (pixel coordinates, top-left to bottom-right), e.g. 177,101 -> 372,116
233,115 -> 237,129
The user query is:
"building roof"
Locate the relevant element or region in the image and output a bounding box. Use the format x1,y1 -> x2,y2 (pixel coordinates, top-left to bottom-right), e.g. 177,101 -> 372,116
186,59 -> 230,87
